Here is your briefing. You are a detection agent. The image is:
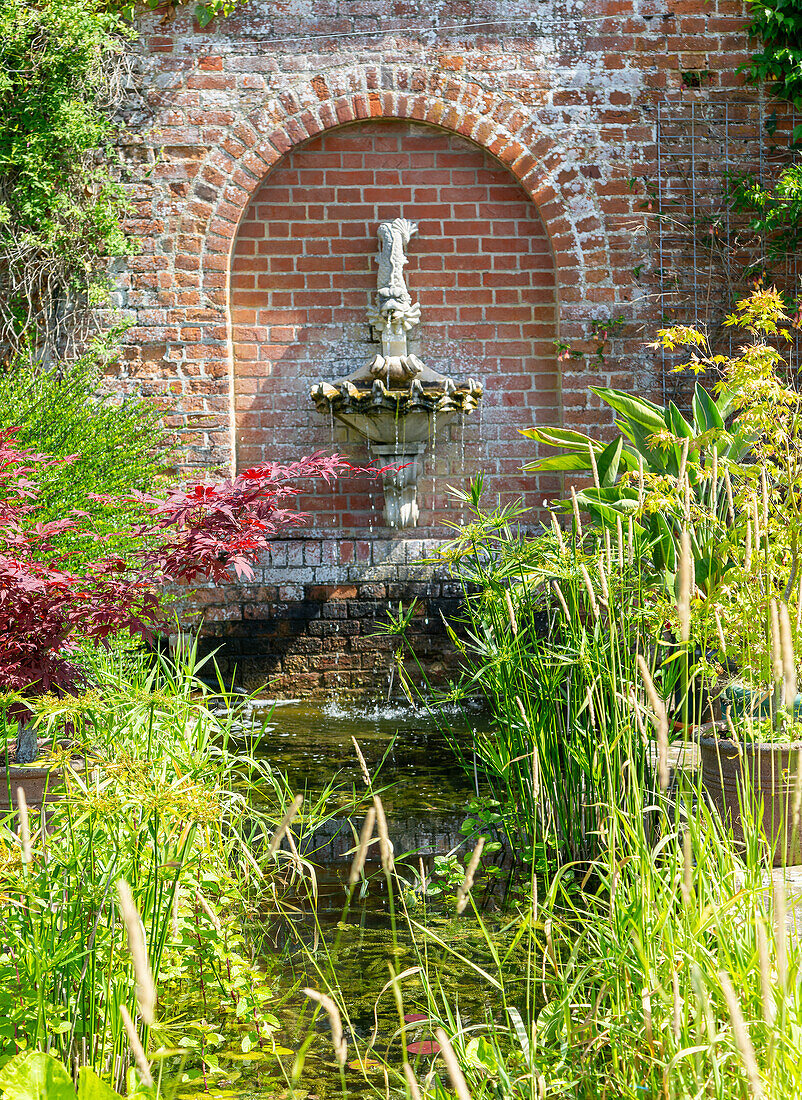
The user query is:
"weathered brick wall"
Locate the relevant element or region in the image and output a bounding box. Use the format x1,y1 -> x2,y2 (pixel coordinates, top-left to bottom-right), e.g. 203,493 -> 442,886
116,0 -> 783,693
231,120 -> 557,529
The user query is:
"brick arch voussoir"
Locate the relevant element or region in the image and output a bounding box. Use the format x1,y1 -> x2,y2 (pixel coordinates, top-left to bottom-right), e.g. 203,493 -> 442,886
193,69 -> 603,300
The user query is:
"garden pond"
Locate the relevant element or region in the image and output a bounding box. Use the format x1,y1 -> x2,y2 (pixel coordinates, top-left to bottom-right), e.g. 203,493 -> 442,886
177,698 -> 525,1099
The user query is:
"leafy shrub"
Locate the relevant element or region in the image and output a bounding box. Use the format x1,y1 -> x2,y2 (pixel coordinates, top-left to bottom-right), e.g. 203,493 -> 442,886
0,429 -> 366,759
746,0 -> 802,138
0,337 -> 171,558
0,0 -> 132,358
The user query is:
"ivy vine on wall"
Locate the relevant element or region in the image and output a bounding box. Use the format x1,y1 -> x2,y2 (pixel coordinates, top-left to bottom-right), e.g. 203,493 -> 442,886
746,0 -> 802,138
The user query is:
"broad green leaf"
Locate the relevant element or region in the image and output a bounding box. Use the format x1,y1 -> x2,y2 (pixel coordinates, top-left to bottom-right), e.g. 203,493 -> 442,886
693,383 -> 724,431
77,1068 -> 122,1100
519,426 -> 598,449
0,1051 -> 75,1100
668,401 -> 694,439
715,387 -> 739,421
596,436 -> 624,486
590,387 -> 667,433
651,512 -> 677,573
523,454 -> 594,473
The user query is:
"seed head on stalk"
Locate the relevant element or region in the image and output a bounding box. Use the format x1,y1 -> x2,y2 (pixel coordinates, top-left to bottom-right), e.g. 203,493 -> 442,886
116,879 -> 156,1026
303,988 -> 347,1066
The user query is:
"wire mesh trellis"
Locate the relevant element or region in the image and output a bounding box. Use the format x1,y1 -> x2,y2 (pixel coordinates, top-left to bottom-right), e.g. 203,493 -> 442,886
653,99 -> 800,408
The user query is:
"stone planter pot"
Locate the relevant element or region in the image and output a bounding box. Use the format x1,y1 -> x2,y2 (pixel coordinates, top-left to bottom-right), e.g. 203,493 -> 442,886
721,682 -> 802,724
698,729 -> 802,866
0,754 -> 84,814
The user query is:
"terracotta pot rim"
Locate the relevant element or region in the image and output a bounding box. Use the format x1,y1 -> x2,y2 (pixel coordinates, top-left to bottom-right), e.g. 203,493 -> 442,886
696,734 -> 802,752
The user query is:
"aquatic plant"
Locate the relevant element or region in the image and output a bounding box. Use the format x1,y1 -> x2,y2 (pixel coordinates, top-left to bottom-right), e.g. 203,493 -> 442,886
0,642 -> 333,1091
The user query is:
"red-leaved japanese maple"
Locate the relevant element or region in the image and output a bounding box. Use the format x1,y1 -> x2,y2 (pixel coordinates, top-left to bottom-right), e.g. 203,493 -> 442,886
0,430 -> 366,761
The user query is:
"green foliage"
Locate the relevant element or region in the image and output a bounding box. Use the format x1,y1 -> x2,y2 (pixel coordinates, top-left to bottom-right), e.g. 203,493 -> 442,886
0,1051 -> 154,1099
0,645 -> 309,1089
746,0 -> 802,139
523,381 -> 749,598
0,336 -> 172,558
0,0 -> 133,357
730,159 -> 802,266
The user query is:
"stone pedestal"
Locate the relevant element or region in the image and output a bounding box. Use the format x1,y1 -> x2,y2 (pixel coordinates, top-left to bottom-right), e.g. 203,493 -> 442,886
371,442 -> 427,528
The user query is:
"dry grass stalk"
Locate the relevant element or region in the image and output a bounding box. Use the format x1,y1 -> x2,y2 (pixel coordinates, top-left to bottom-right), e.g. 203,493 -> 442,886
588,441 -> 601,487
773,880 -> 787,994
753,496 -> 762,557
779,602 -> 797,710
16,788 -> 31,866
303,988 -> 347,1066
770,600 -> 783,686
551,513 -> 565,552
266,794 -> 304,857
504,590 -> 519,637
551,581 -> 570,621
682,830 -> 693,905
637,456 -> 645,506
434,1029 -> 472,1100
403,1062 -> 423,1100
195,889 -> 222,932
641,986 -> 654,1052
570,485 -> 583,541
636,656 -> 669,790
373,795 -> 394,873
719,969 -> 765,1099
792,748 -> 802,855
351,737 -> 372,787
116,879 -> 156,1026
714,611 -> 728,658
756,918 -> 775,1025
349,806 -> 377,887
672,971 -> 682,1043
616,514 -> 625,571
724,466 -> 736,523
627,516 -> 635,566
119,1005 -> 154,1087
456,837 -> 485,915
597,555 -> 610,606
579,563 -> 599,620
630,691 -> 649,745
677,528 -> 692,643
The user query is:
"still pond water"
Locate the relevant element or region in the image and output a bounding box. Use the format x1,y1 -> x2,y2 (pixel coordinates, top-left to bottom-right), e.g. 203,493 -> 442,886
180,698 -> 521,1099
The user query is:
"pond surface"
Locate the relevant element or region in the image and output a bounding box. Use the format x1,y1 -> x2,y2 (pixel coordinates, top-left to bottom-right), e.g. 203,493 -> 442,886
179,698 -> 521,1099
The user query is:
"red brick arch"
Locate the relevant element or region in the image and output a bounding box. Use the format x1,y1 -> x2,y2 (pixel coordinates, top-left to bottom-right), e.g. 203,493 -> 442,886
186,64 -> 608,305
164,65 -> 612,477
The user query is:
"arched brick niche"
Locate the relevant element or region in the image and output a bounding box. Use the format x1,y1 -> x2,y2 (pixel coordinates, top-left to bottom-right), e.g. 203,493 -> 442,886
229,120 -> 559,533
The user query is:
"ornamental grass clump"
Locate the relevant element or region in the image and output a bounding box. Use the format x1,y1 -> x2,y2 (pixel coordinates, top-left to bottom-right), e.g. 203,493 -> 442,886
0,643 -> 328,1092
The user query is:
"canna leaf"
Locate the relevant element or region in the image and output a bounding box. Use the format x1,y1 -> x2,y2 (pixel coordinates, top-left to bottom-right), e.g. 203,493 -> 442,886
590,387 -> 667,434
596,436 -> 624,486
692,383 -> 725,431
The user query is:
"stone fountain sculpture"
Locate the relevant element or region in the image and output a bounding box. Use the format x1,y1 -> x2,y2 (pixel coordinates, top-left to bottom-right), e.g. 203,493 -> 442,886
310,217 -> 483,528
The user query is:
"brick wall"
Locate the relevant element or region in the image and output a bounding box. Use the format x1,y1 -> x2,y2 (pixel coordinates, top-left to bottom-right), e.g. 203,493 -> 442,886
114,0 -> 792,693
231,120 -> 557,529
